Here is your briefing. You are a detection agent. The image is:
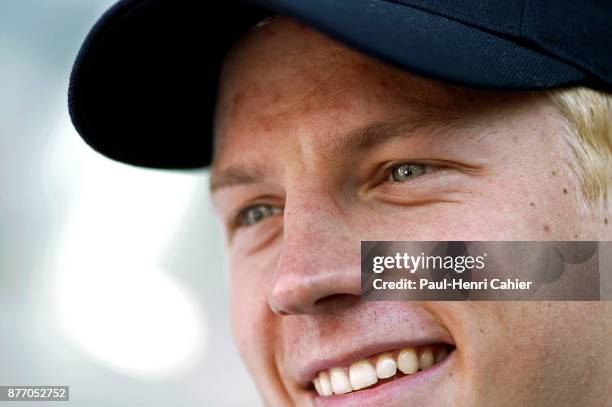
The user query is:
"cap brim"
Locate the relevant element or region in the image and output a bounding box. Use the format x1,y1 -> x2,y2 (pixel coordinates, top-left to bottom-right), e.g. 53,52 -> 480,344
68,0 -> 587,169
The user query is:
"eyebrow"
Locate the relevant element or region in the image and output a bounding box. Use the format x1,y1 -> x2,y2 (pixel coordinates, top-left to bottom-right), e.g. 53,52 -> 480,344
210,163 -> 268,193
209,114 -> 461,193
324,115 -> 453,158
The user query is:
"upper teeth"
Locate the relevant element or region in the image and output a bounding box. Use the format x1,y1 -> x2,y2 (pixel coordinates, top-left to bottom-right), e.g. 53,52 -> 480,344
312,345 -> 451,397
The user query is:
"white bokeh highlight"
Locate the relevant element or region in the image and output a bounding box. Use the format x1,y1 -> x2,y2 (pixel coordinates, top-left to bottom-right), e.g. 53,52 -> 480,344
50,114 -> 206,379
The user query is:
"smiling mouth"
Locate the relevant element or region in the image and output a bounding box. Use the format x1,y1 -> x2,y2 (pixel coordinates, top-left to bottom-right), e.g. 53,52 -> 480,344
312,343 -> 454,397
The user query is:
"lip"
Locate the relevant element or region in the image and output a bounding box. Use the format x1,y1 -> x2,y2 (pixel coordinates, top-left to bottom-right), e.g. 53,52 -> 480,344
310,348 -> 456,407
296,334 -> 455,386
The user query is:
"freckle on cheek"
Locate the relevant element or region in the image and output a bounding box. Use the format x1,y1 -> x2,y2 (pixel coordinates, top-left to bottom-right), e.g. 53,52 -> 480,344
231,91 -> 246,114
302,101 -> 313,114
529,202 -> 535,207
605,218 -> 609,225
552,171 -> 557,176
378,80 -> 393,91
563,188 -> 568,194
543,225 -> 550,232
259,117 -> 273,132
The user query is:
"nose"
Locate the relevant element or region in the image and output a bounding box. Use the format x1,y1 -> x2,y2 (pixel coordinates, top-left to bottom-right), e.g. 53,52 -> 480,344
267,195 -> 361,315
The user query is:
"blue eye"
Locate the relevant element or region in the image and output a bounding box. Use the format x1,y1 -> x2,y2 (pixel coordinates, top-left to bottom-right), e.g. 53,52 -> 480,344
238,204 -> 281,226
388,163 -> 427,182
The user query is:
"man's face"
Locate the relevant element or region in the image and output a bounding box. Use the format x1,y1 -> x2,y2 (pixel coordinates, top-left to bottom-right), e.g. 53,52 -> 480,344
211,17 -> 611,407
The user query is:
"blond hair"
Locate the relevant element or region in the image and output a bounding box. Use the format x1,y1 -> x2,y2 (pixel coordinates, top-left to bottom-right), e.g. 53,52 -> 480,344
548,87 -> 612,210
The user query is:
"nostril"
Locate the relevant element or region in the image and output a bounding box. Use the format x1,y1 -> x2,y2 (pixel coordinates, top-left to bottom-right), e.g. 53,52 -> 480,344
269,262 -> 361,315
314,293 -> 359,309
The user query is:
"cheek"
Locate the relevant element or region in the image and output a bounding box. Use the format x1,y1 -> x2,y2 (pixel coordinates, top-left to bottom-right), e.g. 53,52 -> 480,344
229,263 -> 261,357
352,201 -> 551,241
371,181 -> 581,241
424,303 -> 535,404
432,302 -> 606,405
474,180 -> 583,240
229,258 -> 277,367
352,168 -> 583,241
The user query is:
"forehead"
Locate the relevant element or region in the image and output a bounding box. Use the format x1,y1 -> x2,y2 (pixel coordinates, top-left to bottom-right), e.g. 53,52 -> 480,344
212,16 -> 517,173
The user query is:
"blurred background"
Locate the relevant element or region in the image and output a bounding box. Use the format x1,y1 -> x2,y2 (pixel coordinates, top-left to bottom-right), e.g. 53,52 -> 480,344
0,1 -> 260,405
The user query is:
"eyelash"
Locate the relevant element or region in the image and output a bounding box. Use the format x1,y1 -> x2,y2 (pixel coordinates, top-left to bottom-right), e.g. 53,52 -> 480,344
231,161 -> 443,229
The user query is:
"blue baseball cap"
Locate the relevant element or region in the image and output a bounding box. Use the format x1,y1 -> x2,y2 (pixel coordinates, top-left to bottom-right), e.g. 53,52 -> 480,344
68,0 -> 612,169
